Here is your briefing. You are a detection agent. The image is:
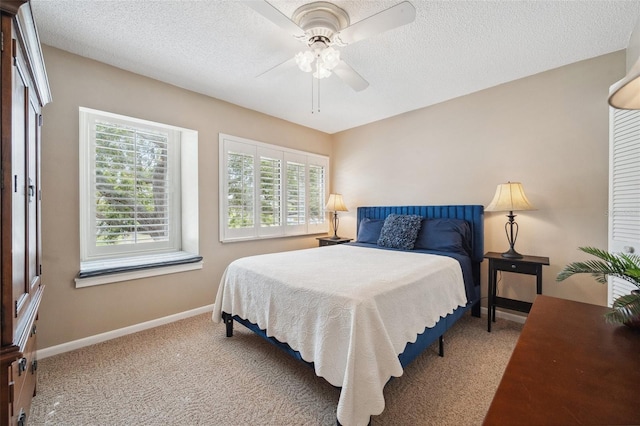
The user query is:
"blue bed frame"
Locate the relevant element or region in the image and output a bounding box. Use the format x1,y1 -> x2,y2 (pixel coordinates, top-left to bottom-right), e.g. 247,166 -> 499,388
221,205 -> 484,418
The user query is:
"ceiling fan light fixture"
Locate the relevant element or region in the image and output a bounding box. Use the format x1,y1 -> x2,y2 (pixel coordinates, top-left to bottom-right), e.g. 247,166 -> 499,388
320,46 -> 340,70
248,0 -> 415,92
297,45 -> 340,78
295,50 -> 315,73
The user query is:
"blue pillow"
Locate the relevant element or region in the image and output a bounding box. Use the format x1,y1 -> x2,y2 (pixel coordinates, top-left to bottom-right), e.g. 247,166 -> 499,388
377,214 -> 423,250
357,218 -> 385,244
414,218 -> 471,255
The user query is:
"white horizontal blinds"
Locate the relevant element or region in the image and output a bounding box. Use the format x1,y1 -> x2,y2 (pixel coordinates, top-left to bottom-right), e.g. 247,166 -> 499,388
286,152 -> 306,234
91,119 -> 176,258
224,139 -> 256,240
609,108 -> 640,305
227,153 -> 254,228
308,156 -> 328,233
258,147 -> 283,237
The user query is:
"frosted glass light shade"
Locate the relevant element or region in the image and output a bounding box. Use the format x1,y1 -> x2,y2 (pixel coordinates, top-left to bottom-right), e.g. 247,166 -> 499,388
295,51 -> 315,73
485,182 -> 535,212
325,193 -> 348,212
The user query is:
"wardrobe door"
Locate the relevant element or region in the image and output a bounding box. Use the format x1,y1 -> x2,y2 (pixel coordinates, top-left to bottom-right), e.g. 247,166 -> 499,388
27,94 -> 41,295
11,37 -> 29,330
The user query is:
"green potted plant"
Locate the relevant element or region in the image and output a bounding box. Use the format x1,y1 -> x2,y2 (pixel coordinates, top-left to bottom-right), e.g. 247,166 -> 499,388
557,247 -> 640,328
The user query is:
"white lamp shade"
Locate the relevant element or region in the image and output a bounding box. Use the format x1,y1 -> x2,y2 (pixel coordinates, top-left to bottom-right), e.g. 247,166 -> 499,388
485,182 -> 535,212
325,193 -> 348,212
609,58 -> 640,110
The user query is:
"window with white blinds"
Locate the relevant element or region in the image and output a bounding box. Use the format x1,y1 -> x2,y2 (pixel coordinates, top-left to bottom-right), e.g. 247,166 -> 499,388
94,121 -> 172,245
260,155 -> 281,228
79,108 -> 199,269
220,134 -> 329,242
609,108 -> 640,305
286,158 -> 306,226
309,162 -> 326,225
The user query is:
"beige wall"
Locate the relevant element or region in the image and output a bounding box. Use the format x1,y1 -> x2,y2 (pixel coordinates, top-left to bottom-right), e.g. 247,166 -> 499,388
332,51 -> 625,309
40,45 -> 624,349
39,46 -> 333,349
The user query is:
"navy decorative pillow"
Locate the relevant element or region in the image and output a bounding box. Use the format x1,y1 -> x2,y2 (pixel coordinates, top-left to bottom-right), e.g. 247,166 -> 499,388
377,214 -> 423,250
357,218 -> 385,244
414,218 -> 471,255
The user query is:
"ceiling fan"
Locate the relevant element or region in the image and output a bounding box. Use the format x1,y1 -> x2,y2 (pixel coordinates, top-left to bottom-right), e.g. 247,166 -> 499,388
246,1 -> 416,92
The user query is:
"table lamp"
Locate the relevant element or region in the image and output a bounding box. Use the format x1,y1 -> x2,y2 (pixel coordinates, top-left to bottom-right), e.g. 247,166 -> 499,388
486,182 -> 535,259
325,193 -> 348,240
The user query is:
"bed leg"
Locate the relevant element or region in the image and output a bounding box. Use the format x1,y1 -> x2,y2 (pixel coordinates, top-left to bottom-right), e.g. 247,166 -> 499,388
471,300 -> 481,318
222,312 -> 233,337
439,335 -> 444,357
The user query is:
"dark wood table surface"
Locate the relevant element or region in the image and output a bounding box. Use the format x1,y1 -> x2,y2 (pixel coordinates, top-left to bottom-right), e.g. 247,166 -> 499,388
484,295 -> 640,425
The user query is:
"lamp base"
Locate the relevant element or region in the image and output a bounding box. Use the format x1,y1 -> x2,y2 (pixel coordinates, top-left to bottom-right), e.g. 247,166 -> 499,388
328,235 -> 341,240
501,248 -> 523,259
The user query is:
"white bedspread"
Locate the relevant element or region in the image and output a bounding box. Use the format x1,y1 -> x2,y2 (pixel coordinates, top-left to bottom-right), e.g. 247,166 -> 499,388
212,244 -> 467,426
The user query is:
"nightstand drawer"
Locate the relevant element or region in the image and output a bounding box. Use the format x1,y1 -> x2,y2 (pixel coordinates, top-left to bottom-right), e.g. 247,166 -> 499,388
492,259 -> 539,275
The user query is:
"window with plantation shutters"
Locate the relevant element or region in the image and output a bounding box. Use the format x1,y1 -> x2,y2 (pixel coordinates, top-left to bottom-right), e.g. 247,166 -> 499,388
308,162 -> 326,226
286,156 -> 306,227
94,121 -> 173,247
608,108 -> 640,305
260,154 -> 282,229
220,134 -> 329,242
227,150 -> 255,229
79,108 -> 201,286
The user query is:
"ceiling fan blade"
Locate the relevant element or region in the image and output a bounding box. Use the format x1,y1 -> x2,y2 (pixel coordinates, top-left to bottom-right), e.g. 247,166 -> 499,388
334,1 -> 416,46
333,60 -> 369,92
256,56 -> 297,78
244,1 -> 306,39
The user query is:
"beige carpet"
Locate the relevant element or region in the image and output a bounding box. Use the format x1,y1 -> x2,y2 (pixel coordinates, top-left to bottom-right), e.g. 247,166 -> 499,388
29,312 -> 521,425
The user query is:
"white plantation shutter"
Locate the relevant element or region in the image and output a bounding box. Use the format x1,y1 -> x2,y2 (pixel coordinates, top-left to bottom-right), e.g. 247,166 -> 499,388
219,134 -> 329,242
286,154 -> 306,233
258,147 -> 283,237
222,139 -> 256,240
94,121 -> 170,242
609,108 -> 640,305
227,151 -> 255,228
82,112 -> 180,260
308,158 -> 328,233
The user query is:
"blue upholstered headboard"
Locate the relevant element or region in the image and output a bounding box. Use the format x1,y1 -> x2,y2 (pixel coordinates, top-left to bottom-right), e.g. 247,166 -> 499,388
356,205 -> 484,263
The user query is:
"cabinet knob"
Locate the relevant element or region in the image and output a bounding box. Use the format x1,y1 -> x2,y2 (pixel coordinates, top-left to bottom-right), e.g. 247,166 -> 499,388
623,246 -> 635,254
18,357 -> 27,375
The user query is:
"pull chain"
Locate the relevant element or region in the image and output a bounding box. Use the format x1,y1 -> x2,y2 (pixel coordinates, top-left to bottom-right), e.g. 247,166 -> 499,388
310,76 -> 321,114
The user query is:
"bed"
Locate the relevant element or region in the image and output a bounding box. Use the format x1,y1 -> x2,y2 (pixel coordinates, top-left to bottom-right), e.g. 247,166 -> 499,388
212,205 -> 484,426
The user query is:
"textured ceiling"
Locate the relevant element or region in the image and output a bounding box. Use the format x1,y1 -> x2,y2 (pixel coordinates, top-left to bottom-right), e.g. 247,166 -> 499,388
31,0 -> 640,134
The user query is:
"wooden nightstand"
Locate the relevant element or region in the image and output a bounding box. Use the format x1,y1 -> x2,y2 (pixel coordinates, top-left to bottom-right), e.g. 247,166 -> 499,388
485,251 -> 550,332
316,237 -> 353,247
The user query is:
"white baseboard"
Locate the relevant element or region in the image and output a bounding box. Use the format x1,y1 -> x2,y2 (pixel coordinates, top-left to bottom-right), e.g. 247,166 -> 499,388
37,304 -> 214,360
481,306 -> 527,324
